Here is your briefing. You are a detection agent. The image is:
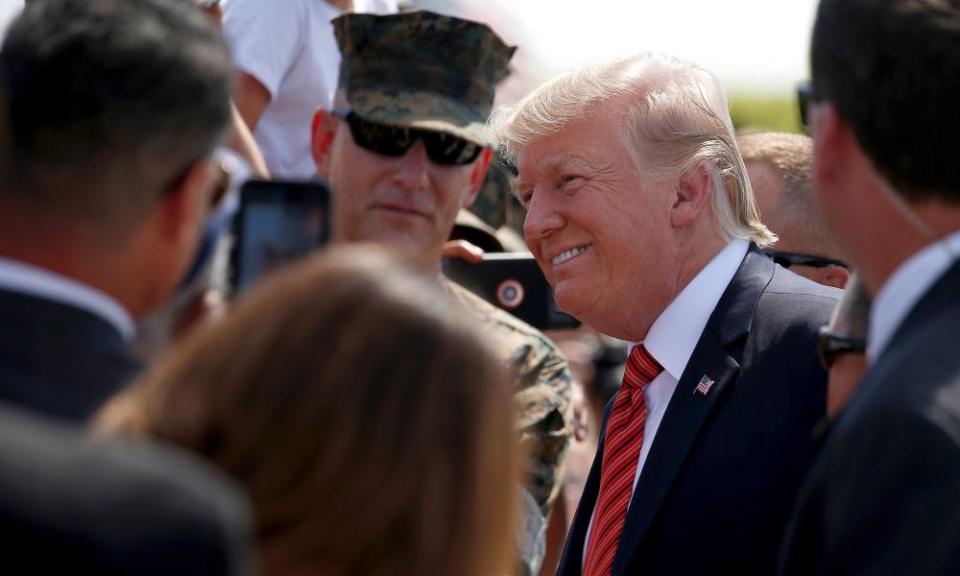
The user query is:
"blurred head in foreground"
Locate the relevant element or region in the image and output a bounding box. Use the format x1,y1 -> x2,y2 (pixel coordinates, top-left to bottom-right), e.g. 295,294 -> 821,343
98,246 -> 518,576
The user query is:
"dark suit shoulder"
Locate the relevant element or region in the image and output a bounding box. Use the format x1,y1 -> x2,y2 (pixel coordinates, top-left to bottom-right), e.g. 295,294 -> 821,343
752,266 -> 841,344
849,296 -> 960,435
0,289 -> 141,420
781,271 -> 960,576
0,406 -> 253,575
763,264 -> 842,306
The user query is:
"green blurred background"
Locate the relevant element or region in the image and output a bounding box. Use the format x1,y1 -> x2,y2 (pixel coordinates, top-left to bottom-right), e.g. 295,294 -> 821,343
730,96 -> 804,134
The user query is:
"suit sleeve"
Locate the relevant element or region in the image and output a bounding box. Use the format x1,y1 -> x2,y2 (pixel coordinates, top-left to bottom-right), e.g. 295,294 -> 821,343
819,406 -> 960,576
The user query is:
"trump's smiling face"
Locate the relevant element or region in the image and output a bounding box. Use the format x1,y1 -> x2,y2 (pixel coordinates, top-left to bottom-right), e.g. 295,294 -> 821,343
515,107 -> 682,340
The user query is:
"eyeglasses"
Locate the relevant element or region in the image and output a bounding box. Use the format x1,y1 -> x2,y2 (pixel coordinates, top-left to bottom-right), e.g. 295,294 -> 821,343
797,82 -> 822,130
818,326 -> 866,370
766,249 -> 848,270
337,110 -> 484,166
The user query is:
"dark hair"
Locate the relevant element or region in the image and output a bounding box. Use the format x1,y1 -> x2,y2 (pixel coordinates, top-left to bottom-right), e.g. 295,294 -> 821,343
811,0 -> 960,202
98,247 -> 519,576
0,0 -> 233,233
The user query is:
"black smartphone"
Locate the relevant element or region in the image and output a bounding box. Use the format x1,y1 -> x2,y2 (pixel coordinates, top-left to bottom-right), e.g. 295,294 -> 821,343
443,252 -> 580,330
229,179 -> 331,293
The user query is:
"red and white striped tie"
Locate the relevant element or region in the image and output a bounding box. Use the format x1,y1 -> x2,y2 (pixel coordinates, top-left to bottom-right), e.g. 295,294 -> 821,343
582,344 -> 663,576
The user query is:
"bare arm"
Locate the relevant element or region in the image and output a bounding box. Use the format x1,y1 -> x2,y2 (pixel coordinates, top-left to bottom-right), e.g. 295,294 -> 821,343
225,103 -> 269,178
232,72 -> 271,135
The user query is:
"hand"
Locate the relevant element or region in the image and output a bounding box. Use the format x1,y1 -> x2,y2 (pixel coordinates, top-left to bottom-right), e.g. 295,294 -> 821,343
172,288 -> 227,341
442,239 -> 485,264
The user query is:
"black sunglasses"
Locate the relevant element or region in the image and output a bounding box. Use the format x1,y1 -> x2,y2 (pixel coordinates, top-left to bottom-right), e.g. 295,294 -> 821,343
797,82 -> 822,130
766,249 -> 848,270
818,326 -> 866,370
337,111 -> 484,166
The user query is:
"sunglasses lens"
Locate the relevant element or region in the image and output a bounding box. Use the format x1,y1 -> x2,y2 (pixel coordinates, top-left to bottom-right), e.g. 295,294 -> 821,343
423,131 -> 483,166
344,112 -> 482,166
346,113 -> 414,157
772,255 -> 793,268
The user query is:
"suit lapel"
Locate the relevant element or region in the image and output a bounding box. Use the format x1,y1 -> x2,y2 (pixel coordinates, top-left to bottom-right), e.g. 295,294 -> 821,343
611,246 -> 774,574
878,259 -> 960,362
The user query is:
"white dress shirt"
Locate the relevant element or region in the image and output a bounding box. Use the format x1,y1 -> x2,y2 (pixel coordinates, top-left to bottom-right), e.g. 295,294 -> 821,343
868,230 -> 960,363
584,238 -> 749,557
0,256 -> 135,341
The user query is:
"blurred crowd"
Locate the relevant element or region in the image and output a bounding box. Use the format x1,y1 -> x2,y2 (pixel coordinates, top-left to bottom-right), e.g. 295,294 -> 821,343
0,0 -> 957,575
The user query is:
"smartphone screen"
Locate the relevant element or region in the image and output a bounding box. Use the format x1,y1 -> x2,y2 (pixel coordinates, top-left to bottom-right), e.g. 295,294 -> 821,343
443,252 -> 580,330
229,179 -> 330,293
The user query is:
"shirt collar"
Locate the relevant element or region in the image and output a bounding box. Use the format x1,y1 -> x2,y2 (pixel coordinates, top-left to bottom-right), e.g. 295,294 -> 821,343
868,230 -> 960,363
641,239 -> 749,379
0,256 -> 136,341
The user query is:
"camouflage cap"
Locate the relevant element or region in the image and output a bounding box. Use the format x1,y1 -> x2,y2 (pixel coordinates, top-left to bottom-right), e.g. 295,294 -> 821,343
333,11 -> 515,146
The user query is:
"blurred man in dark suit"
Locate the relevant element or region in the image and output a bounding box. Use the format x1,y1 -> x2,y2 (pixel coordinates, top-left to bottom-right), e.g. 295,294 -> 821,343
0,402 -> 253,574
0,0 -> 233,421
779,1 -> 960,574
0,3 -> 253,571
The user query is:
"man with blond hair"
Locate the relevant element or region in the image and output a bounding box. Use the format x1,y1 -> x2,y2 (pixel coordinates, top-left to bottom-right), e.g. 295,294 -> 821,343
738,131 -> 849,288
490,53 -> 839,576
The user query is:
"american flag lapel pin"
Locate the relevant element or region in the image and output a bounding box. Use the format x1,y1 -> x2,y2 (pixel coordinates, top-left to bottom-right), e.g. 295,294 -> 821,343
694,375 -> 715,396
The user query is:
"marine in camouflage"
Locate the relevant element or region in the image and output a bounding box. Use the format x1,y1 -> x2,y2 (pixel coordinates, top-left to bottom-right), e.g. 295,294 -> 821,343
447,281 -> 574,516
332,4 -> 573,531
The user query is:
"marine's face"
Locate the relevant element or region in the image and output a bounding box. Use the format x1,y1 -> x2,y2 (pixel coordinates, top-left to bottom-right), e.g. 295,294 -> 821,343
515,108 -> 680,339
322,116 -> 489,268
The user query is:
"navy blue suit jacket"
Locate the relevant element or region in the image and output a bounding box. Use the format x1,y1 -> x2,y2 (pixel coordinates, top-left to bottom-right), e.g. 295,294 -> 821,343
780,260 -> 960,576
558,245 -> 838,576
0,288 -> 141,421
0,402 -> 253,575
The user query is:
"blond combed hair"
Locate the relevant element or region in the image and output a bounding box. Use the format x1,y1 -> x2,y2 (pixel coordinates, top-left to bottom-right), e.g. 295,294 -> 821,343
488,53 -> 776,247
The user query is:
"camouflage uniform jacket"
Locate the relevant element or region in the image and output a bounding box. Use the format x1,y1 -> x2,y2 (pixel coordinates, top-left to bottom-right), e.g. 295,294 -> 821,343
446,281 -> 574,517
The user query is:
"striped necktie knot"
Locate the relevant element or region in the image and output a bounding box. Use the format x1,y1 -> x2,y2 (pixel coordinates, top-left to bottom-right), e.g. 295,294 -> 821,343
622,344 -> 662,390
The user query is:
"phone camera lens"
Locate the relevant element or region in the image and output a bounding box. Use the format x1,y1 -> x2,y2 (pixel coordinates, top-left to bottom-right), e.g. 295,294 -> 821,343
496,279 -> 525,309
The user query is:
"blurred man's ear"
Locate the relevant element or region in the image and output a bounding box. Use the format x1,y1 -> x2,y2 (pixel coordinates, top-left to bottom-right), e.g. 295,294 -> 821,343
811,103 -> 845,189
463,147 -> 493,208
311,109 -> 339,178
819,265 -> 850,289
159,158 -> 215,246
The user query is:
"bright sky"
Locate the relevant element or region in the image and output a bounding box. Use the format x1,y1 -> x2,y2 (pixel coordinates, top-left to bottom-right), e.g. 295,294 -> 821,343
462,0 -> 820,98
0,0 -> 819,97
0,0 -> 18,33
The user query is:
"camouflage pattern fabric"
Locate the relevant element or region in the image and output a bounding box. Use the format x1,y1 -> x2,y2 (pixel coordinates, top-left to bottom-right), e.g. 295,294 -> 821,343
470,157 -> 511,229
446,281 -> 574,517
333,11 -> 515,146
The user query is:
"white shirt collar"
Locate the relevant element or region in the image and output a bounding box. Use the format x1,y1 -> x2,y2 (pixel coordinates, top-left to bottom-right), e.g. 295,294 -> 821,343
641,239 -> 750,379
868,230 -> 960,363
0,256 -> 136,341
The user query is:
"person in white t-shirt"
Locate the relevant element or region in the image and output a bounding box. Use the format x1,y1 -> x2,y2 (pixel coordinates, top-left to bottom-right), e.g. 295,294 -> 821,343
223,0 -> 396,179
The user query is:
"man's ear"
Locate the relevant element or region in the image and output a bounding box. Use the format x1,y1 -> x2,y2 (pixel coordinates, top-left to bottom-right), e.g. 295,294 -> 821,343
311,109 -> 339,178
819,264 -> 850,289
811,102 -> 845,191
159,158 -> 215,245
462,147 -> 493,208
670,162 -> 712,229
